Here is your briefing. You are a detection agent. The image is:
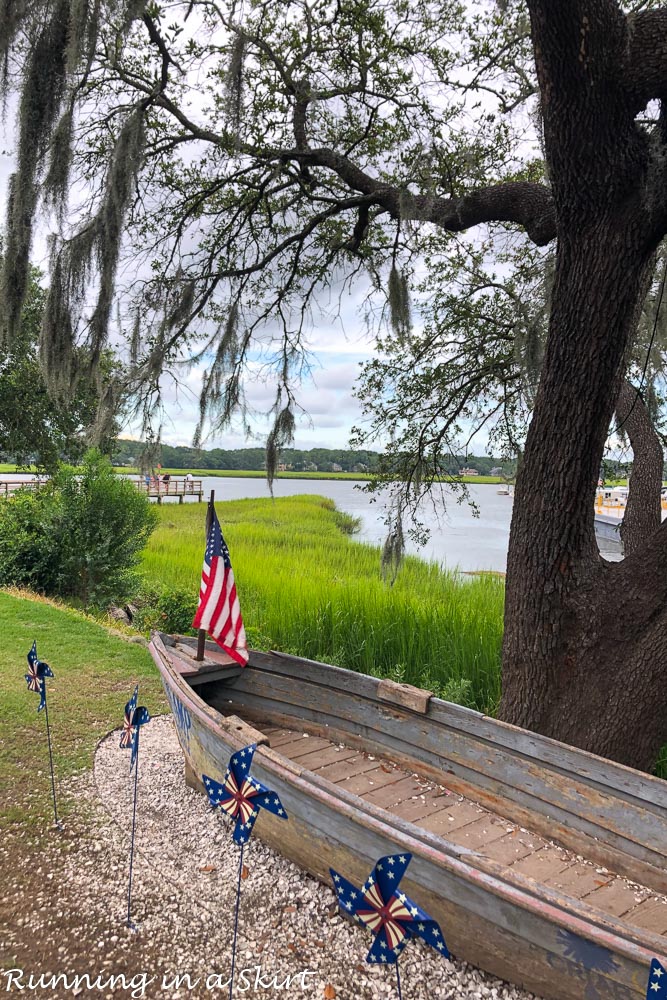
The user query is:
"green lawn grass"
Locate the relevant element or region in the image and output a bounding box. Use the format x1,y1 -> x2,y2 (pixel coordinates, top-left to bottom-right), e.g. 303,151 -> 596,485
0,590 -> 166,828
141,496 -> 505,713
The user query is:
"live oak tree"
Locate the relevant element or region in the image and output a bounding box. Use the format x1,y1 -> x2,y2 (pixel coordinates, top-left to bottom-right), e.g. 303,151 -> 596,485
3,0 -> 667,768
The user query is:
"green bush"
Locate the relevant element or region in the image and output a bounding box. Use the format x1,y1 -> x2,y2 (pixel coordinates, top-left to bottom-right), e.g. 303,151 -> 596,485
0,450 -> 157,606
132,586 -> 197,635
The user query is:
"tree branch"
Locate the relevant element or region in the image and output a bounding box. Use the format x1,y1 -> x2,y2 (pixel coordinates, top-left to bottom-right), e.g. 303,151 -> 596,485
615,379 -> 663,555
626,9 -> 667,113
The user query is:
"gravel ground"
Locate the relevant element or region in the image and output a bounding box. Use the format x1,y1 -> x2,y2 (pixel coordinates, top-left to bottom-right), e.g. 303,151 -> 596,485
1,716 -> 543,1000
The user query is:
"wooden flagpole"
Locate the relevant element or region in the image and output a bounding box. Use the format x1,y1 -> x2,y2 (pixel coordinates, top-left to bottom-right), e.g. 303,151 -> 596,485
195,489 -> 215,661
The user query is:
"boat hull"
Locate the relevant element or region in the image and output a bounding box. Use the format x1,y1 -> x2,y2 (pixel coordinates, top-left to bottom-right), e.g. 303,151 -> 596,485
149,633 -> 665,1000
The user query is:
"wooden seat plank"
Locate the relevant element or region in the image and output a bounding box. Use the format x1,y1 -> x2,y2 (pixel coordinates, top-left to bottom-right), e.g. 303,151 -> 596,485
622,898 -> 667,934
394,793 -> 454,824
544,863 -> 610,899
281,736 -> 332,759
479,832 -> 537,866
421,801 -> 485,835
508,846 -> 573,881
315,754 -> 382,782
362,775 -> 429,808
449,815 -> 513,851
337,765 -> 404,796
292,745 -> 359,769
581,878 -> 650,917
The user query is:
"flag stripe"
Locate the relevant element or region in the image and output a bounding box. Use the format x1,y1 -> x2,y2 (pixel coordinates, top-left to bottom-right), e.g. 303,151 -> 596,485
192,507 -> 249,665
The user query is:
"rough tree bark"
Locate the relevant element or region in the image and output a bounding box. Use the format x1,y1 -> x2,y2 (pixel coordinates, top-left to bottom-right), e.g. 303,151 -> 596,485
616,380 -> 663,556
499,1 -> 667,770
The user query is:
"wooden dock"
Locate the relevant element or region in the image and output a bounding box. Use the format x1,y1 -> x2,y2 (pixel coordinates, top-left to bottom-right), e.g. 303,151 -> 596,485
135,478 -> 204,503
0,476 -> 204,503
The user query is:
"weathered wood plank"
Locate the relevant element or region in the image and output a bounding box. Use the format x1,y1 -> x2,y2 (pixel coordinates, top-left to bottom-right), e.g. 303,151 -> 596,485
207,662 -> 667,885
451,816 -> 513,851
582,881 -> 650,919
509,847 -> 573,882
545,864 -> 610,899
314,753 -> 379,782
290,744 -> 359,770
245,647 -> 667,813
377,678 -> 432,713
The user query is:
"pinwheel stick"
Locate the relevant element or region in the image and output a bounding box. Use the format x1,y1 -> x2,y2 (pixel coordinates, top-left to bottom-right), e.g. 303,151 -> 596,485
395,961 -> 402,1000
229,843 -> 244,999
42,686 -> 61,830
126,730 -> 141,929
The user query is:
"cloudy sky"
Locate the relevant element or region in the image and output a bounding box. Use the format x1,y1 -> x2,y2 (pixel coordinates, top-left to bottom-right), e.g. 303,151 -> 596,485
0,110 -> 388,453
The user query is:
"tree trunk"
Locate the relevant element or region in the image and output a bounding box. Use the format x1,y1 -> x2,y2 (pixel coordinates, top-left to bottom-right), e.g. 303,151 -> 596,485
499,222 -> 667,771
497,0 -> 667,772
615,379 -> 664,556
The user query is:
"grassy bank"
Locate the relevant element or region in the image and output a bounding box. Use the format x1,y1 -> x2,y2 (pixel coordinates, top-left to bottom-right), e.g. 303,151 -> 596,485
0,590 -> 165,829
140,496 -> 504,714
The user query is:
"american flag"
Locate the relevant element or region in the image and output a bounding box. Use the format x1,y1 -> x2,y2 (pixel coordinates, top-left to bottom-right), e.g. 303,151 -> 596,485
120,685 -> 151,771
25,641 -> 54,713
192,505 -> 248,666
203,743 -> 288,845
331,853 -> 449,964
647,959 -> 667,997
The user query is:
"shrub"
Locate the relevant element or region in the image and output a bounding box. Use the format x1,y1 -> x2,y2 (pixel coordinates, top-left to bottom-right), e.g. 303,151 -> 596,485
0,450 -> 157,606
132,586 -> 197,635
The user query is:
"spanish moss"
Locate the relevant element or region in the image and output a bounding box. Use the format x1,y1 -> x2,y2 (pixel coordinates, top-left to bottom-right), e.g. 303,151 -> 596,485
225,28 -> 246,140
381,507 -> 405,585
266,402 -> 295,494
388,263 -> 412,345
193,301 -> 241,445
1,0 -> 69,343
43,107 -> 74,220
88,108 -> 145,368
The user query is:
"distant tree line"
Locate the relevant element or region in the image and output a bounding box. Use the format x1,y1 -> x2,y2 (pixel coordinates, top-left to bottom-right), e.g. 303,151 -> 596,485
111,440 -> 519,476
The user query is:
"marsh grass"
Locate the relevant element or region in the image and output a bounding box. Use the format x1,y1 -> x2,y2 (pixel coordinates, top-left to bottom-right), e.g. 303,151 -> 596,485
141,495 -> 504,714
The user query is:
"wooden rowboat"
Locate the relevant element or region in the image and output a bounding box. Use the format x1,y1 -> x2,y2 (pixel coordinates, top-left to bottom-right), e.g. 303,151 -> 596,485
149,631 -> 667,1000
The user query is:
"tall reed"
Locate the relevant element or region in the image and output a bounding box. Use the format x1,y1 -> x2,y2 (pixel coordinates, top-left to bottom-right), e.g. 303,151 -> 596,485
140,495 -> 504,714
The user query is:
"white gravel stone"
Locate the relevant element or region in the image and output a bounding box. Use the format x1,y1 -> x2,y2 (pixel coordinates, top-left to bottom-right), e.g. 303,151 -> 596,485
54,716 -> 543,1000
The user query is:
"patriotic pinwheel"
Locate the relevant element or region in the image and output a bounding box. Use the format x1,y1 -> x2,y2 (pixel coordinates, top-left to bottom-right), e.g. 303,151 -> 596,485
331,853 -> 449,965
203,743 -> 288,844
120,685 -> 151,771
25,641 -> 54,713
24,641 -> 60,827
647,958 -> 667,997
204,744 -> 288,999
120,684 -> 151,928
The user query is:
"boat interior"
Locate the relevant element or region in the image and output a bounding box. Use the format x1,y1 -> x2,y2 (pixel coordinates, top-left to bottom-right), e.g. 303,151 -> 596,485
159,633 -> 667,948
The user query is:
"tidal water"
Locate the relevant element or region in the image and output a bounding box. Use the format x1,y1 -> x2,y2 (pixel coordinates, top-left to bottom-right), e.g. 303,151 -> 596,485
6,474 -> 621,572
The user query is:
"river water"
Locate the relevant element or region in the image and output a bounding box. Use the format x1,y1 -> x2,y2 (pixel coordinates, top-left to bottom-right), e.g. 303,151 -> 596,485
5,474 -> 621,573
188,477 -> 513,572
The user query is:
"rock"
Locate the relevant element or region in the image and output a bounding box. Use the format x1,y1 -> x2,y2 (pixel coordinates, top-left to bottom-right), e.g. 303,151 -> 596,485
108,606 -> 130,624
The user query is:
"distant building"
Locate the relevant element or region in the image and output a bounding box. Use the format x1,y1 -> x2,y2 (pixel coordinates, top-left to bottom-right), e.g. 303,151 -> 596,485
459,467 -> 479,476
351,463 -> 368,473
330,463 -> 343,472
490,466 -> 503,476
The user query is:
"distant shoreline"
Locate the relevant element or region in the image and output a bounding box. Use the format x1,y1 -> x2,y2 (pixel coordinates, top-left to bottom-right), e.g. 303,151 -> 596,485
0,463 -> 509,484
115,468 -> 509,484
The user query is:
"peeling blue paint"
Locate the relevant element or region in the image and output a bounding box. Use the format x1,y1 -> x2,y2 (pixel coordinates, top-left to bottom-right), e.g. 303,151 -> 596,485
163,682 -> 192,752
557,930 -> 619,974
